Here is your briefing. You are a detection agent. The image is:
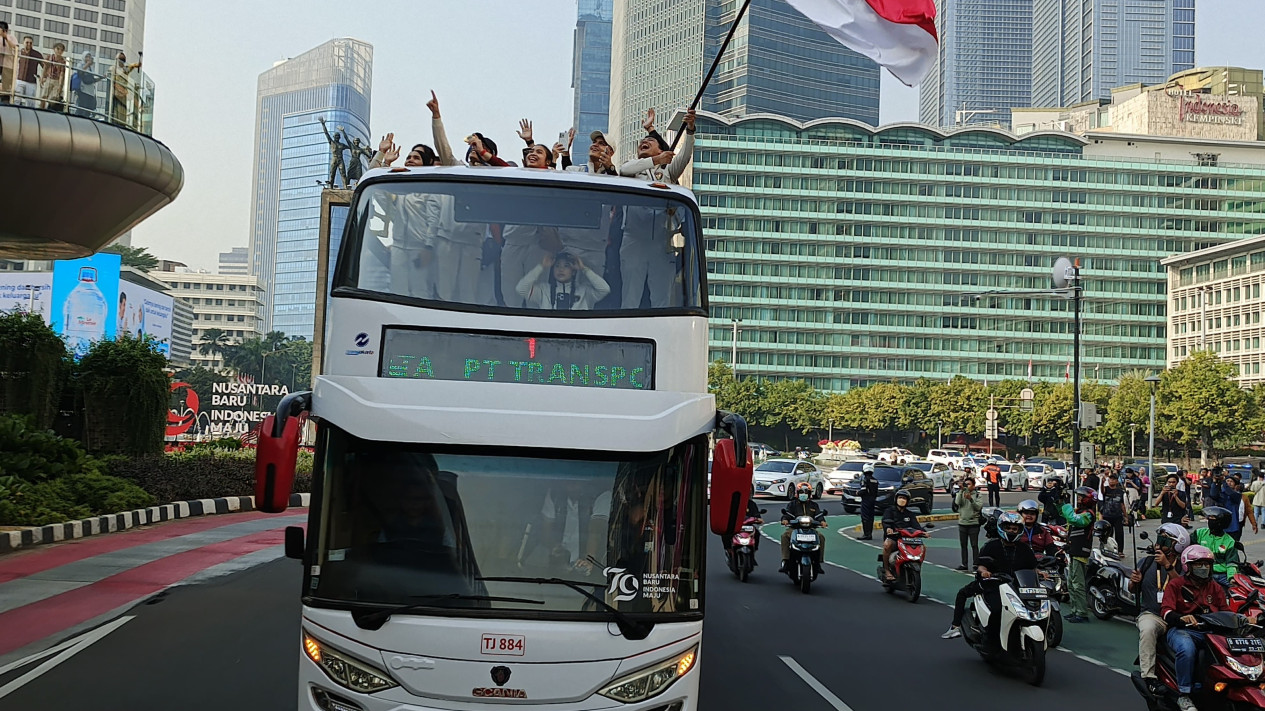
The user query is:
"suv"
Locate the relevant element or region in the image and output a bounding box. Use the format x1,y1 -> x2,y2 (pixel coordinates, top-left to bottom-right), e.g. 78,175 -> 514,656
841,465 -> 934,515
877,448 -> 915,465
927,449 -> 966,468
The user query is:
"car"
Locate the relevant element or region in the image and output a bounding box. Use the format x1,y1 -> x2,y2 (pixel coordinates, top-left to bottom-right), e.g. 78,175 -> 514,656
752,458 -> 826,500
906,460 -> 955,491
823,460 -> 870,495
877,448 -> 915,464
974,461 -> 1030,490
841,465 -> 934,515
749,442 -> 780,460
1023,462 -> 1057,487
927,449 -> 967,468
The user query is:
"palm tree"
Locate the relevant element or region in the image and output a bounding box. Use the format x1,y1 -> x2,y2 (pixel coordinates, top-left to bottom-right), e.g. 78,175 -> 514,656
197,328 -> 231,357
101,244 -> 160,272
264,331 -> 288,351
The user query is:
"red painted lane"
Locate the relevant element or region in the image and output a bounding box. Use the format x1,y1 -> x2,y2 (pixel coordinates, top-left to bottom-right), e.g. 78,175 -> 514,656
0,526 -> 291,656
0,511 -> 286,584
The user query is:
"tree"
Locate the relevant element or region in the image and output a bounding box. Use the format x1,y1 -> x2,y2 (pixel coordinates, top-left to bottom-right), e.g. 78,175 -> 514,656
707,362 -> 764,423
928,376 -> 987,436
1100,371 -> 1155,455
1158,350 -> 1250,461
854,382 -> 906,434
761,379 -> 821,434
77,334 -> 169,454
0,311 -> 66,429
172,366 -> 228,399
101,244 -> 159,272
898,378 -> 939,433
196,328 -> 231,358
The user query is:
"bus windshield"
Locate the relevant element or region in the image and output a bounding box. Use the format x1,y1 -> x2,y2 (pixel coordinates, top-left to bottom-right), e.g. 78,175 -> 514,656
309,426 -> 707,618
336,179 -> 705,314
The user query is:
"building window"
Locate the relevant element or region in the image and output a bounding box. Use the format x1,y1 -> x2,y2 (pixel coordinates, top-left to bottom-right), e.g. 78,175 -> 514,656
45,1 -> 69,16
71,7 -> 94,20
70,24 -> 95,38
99,11 -> 121,27
99,29 -> 120,43
15,0 -> 41,11
43,19 -> 67,33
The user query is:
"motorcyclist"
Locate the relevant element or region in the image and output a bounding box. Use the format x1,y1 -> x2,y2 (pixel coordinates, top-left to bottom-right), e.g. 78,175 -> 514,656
780,482 -> 827,575
881,489 -> 924,582
941,511 -> 1038,645
1038,475 -> 1065,525
1192,506 -> 1238,587
1129,523 -> 1188,697
1015,499 -> 1057,555
1093,518 -> 1121,558
1061,486 -> 1098,624
1161,545 -> 1232,711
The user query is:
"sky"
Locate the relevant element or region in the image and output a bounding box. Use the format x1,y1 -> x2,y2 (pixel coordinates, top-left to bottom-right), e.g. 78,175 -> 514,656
133,0 -> 1265,272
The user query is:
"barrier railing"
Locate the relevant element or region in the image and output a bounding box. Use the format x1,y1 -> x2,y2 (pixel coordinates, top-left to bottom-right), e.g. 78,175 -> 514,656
2,50 -> 155,135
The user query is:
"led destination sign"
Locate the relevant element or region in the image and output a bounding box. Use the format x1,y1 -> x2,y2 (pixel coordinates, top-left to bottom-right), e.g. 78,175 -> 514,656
380,328 -> 655,390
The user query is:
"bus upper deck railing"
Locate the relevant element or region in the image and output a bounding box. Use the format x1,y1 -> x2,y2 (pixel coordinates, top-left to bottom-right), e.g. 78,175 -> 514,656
2,50 -> 155,136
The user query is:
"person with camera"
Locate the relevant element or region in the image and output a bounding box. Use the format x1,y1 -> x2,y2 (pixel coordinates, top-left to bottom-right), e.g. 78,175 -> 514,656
1038,475 -> 1066,525
1129,523 -> 1188,697
955,477 -> 983,571
1100,473 -> 1129,552
1154,473 -> 1190,527
1061,486 -> 1098,623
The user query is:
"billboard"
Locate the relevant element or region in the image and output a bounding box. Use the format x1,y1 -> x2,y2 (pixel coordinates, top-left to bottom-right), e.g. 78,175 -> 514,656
167,378 -> 291,439
117,281 -> 174,357
0,272 -> 54,322
51,253 -> 121,358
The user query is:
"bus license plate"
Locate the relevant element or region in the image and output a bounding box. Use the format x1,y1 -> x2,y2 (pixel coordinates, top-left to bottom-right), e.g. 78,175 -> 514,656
481,634 -> 525,656
1229,637 -> 1265,654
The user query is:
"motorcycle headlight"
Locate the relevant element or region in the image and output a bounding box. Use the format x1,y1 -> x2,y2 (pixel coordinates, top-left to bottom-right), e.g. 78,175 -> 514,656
599,646 -> 697,703
1226,656 -> 1263,680
1004,592 -> 1049,622
303,632 -> 398,693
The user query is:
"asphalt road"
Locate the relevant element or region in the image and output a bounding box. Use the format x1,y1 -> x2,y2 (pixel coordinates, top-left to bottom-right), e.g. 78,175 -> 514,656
0,503 -> 1146,711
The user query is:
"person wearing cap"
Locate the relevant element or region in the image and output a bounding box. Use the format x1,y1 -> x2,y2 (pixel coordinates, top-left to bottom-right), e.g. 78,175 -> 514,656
516,251 -> 610,311
565,131 -> 617,175
618,108 -> 695,185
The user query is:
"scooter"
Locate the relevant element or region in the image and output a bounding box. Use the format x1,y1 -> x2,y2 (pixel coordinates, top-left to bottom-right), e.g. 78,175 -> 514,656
729,510 -> 766,583
878,527 -> 927,602
959,568 -> 1051,686
782,508 -> 828,594
1131,611 -> 1265,711
1035,550 -> 1067,648
1087,532 -> 1139,620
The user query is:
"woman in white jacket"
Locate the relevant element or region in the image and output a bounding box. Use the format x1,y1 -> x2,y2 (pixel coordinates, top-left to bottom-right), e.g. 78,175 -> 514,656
517,251 -> 610,311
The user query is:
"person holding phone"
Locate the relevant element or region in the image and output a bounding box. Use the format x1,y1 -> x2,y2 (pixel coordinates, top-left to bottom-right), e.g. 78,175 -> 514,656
1153,474 -> 1189,527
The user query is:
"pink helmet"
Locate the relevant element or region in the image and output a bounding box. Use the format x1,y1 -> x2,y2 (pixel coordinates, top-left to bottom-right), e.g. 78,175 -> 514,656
1180,544 -> 1214,568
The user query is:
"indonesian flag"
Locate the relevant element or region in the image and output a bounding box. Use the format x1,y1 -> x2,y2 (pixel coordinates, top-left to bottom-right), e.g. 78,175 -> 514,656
784,0 -> 938,86
1027,359 -> 1033,380
1065,362 -> 1071,381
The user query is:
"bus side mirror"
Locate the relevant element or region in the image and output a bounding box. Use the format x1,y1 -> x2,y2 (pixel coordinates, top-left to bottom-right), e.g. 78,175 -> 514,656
709,438 -> 753,537
285,525 -> 305,560
254,392 -> 311,514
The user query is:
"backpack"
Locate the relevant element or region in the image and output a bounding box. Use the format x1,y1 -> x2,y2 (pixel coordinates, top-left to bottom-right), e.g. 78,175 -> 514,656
1101,492 -> 1124,519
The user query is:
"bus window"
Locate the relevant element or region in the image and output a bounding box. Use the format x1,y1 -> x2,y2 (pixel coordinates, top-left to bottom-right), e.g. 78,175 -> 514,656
338,180 -> 705,315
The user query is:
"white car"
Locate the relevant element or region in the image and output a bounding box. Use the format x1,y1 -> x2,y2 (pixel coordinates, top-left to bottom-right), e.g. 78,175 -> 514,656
906,460 -> 955,491
823,460 -> 871,495
927,449 -> 967,468
1023,462 -> 1056,487
974,461 -> 1030,491
752,459 -> 827,500
877,448 -> 915,464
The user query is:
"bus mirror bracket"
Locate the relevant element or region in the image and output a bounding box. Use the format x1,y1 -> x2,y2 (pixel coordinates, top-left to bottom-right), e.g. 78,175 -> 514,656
715,411 -> 749,469
254,391 -> 313,514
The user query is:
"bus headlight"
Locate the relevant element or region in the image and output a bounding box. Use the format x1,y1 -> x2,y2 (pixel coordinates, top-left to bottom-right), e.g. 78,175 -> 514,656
598,646 -> 697,703
303,632 -> 398,693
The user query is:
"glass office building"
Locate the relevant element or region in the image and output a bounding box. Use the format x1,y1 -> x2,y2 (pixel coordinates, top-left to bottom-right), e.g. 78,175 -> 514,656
247,38 -> 372,339
1032,0 -> 1195,107
572,0 -> 613,161
690,111 -> 1265,391
920,0 -> 1032,128
609,0 -> 879,158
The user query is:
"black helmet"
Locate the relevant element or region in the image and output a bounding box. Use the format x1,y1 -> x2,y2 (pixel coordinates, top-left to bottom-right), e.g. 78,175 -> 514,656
1204,506 -> 1232,536
1017,499 -> 1040,515
1074,486 -> 1097,507
894,489 -> 912,505
997,511 -> 1023,543
1093,519 -> 1113,539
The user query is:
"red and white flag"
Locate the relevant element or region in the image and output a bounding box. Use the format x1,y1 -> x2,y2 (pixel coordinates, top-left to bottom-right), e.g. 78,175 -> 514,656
784,0 -> 938,86
1065,362 -> 1071,381
1027,359 -> 1033,380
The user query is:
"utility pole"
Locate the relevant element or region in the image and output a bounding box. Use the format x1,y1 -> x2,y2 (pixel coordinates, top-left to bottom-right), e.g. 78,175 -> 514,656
1070,260 -> 1083,488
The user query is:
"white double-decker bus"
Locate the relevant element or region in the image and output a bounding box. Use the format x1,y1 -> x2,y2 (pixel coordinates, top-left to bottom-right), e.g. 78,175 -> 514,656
255,165 -> 753,711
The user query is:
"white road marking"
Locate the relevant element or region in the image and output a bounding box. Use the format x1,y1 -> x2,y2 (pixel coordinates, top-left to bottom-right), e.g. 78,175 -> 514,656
0,615 -> 133,699
779,656 -> 855,711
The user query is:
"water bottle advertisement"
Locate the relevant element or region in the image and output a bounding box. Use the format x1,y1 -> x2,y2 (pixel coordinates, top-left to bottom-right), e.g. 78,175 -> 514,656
51,253 -> 120,358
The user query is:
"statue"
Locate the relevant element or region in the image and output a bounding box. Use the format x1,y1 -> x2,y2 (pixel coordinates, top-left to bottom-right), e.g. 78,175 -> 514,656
318,116 -> 351,188
345,137 -> 374,184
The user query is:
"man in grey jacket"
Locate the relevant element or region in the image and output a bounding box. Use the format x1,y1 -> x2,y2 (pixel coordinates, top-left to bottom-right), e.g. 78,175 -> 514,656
955,477 -> 983,571
617,109 -> 696,309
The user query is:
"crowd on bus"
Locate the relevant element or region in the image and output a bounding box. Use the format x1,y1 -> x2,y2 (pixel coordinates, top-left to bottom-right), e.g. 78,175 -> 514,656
0,21 -> 145,126
356,91 -> 697,312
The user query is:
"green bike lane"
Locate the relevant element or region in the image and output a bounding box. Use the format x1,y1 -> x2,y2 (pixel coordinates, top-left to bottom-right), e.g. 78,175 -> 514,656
763,513 -> 1139,675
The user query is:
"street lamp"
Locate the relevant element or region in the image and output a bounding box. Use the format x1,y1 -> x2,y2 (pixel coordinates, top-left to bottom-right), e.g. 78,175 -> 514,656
1145,374 -> 1161,470
937,420 -> 943,449
730,318 -> 742,377
1129,423 -> 1138,459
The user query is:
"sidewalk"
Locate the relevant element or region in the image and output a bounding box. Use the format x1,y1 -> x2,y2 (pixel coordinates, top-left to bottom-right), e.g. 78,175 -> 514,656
0,510 -> 305,667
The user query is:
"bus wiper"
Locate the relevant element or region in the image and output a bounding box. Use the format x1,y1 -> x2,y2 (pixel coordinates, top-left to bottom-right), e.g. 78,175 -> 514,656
352,594 -> 544,631
477,576 -> 653,641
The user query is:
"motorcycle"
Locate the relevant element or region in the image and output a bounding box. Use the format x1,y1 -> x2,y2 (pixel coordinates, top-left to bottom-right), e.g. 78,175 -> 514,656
782,508 -> 828,594
1035,550 -> 1067,648
878,528 -> 927,602
1131,611 -> 1265,711
959,568 -> 1051,686
728,509 -> 766,582
1087,542 -> 1139,621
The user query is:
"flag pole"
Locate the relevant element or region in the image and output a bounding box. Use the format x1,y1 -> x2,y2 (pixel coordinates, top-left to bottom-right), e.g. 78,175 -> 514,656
669,0 -> 753,151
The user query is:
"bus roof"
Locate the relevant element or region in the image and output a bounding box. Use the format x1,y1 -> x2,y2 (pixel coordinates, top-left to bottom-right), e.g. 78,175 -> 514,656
359,164 -> 699,202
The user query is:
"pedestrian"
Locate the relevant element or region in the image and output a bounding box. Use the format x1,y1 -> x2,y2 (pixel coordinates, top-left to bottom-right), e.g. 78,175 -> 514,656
1153,473 -> 1190,527
1100,473 -> 1128,552
38,42 -> 66,109
857,463 -> 878,540
0,22 -> 17,104
1038,476 -> 1065,525
1240,479 -> 1259,537
954,477 -> 982,570
983,460 -> 1002,508
1083,467 -> 1101,494
1223,478 -> 1255,543
1250,470 -> 1265,529
71,52 -> 99,118
1062,486 -> 1098,623
1124,468 -> 1145,520
13,36 -> 41,107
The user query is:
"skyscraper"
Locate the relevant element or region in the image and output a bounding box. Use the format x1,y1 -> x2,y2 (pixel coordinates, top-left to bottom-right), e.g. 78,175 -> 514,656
0,0 -> 145,67
572,0 -> 613,161
1032,0 -> 1196,107
919,0 -> 1033,128
247,38 -> 372,340
608,0 -> 880,158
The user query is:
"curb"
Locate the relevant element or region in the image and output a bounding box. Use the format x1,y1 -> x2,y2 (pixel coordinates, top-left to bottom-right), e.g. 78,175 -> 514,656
847,513 -> 960,533
0,493 -> 311,555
